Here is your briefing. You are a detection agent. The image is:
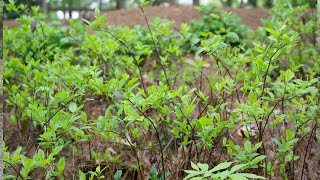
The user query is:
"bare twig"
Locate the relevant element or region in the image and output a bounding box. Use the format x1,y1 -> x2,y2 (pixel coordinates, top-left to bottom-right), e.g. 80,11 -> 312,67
138,5 -> 171,90
300,123 -> 317,180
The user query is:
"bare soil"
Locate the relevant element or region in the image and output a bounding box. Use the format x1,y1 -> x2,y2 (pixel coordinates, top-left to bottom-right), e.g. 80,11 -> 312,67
101,5 -> 269,29
4,5 -> 270,29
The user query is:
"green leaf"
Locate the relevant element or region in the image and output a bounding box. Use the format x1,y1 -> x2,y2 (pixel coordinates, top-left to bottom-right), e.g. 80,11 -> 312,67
139,0 -> 151,7
150,165 -> 158,180
248,91 -> 256,105
114,170 -> 122,180
230,163 -> 248,174
190,177 -> 204,180
160,172 -> 171,180
57,157 -> 66,172
251,155 -> 267,164
209,162 -> 233,173
244,141 -> 252,152
197,163 -> 209,171
229,174 -> 248,180
237,173 -> 267,179
95,8 -> 100,17
81,19 -> 91,25
183,170 -> 202,180
286,138 -> 299,146
265,27 -> 278,36
253,142 -> 263,151
285,129 -> 294,141
203,170 -> 212,177
96,165 -> 101,173
80,112 -> 87,122
226,32 -> 240,43
271,48 -> 283,61
68,102 -> 77,113
218,170 -> 231,179
191,161 -> 200,171
79,170 -> 86,180
52,146 -> 64,155
271,138 -> 281,146
244,130 -> 250,138
181,23 -> 189,34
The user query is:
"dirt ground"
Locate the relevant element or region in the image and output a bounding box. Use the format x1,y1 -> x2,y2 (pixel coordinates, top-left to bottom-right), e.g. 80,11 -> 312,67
4,5 -> 270,29
101,5 -> 269,29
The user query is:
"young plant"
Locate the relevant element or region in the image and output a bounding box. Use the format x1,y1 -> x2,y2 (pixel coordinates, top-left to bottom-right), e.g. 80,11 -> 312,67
184,161 -> 266,180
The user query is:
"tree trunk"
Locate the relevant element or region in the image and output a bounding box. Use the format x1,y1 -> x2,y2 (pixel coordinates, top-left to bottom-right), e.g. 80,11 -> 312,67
42,0 -> 48,14
68,0 -> 72,19
226,0 -> 233,6
27,0 -> 31,8
248,0 -> 257,7
98,0 -> 102,10
116,0 -> 127,9
265,0 -> 272,7
63,0 -> 66,19
193,0 -> 200,6
169,0 -> 177,5
240,0 -> 244,7
152,0 -> 161,6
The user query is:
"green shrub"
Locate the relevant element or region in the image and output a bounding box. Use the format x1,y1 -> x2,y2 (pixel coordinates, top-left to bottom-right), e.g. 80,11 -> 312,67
184,161 -> 266,180
3,1 -> 318,179
188,5 -> 251,51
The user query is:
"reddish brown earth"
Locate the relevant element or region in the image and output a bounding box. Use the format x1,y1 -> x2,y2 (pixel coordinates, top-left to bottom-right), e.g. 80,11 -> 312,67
4,5 -> 270,29
105,6 -> 269,29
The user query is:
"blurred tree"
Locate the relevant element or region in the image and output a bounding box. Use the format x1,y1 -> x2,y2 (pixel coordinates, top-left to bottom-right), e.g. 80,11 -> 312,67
193,0 -> 199,5
67,0 -> 72,18
223,0 -> 233,6
169,0 -> 177,5
98,0 -> 102,9
42,0 -> 48,13
293,0 -> 316,8
116,0 -> 126,9
264,0 -> 272,8
247,0 -> 257,7
151,0 -> 170,6
152,0 -> 161,5
240,0 -> 245,7
4,0 -> 40,19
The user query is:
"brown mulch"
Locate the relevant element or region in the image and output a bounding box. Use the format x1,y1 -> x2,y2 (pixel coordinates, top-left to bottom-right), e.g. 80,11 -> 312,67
104,5 -> 270,29
4,5 -> 270,29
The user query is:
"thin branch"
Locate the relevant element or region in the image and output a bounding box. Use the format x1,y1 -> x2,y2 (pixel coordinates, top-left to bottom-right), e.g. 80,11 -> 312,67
127,98 -> 166,176
300,123 -> 317,180
260,44 -> 287,100
138,5 -> 171,90
104,130 -> 144,179
3,160 -> 24,179
42,94 -> 83,128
